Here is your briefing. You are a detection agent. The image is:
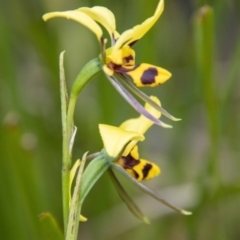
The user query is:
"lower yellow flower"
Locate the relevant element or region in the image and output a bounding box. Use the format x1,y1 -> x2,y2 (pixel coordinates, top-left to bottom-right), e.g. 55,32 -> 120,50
99,96 -> 162,181
68,96 -> 190,222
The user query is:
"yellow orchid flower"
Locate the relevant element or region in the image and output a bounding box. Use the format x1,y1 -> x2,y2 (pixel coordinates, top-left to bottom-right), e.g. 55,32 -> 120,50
65,96 -> 190,222
43,0 -> 169,86
43,0 -> 180,128
99,96 -> 162,181
81,0 -> 169,87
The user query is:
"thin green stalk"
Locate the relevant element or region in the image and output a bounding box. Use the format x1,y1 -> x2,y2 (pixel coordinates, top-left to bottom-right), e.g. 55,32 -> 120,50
62,94 -> 77,232
60,51 -> 70,231
220,31 -> 240,127
60,56 -> 102,234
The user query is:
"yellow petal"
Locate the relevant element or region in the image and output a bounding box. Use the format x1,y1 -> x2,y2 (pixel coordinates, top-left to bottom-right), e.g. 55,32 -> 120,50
79,6 -> 120,40
43,10 -> 102,40
129,145 -> 139,159
120,96 -> 161,134
130,158 -> 161,181
105,47 -> 123,65
102,64 -> 114,76
113,0 -> 164,49
106,46 -> 135,67
120,96 -> 161,155
99,124 -> 144,158
122,47 -> 135,66
125,63 -> 171,87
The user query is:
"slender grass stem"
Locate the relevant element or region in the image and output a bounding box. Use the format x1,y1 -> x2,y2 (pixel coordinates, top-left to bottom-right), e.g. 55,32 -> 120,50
62,94 -> 77,232
194,6 -> 220,192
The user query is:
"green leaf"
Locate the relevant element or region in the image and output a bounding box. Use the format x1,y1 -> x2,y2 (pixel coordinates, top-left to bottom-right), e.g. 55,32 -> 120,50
193,6 -> 218,142
80,154 -> 111,205
71,57 -> 102,98
108,168 -> 150,224
111,164 -> 192,215
193,6 -> 220,192
39,212 -> 63,240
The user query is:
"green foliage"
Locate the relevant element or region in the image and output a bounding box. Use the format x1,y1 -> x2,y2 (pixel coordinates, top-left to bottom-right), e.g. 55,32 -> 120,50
39,212 -> 63,240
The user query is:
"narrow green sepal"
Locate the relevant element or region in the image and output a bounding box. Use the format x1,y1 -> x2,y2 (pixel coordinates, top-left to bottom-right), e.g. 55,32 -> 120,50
122,78 -> 181,121
106,75 -> 173,128
71,57 -> 102,98
39,212 -> 63,240
80,153 -> 111,205
108,168 -> 150,224
112,164 -> 192,215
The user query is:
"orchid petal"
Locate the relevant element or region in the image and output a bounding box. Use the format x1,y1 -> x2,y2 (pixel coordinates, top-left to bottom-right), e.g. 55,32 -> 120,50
103,64 -> 114,76
99,124 -> 144,158
120,96 -> 161,155
43,10 -> 103,40
120,96 -> 161,134
114,0 -> 164,49
79,6 -> 120,41
106,46 -> 135,66
125,63 -> 171,87
124,158 -> 161,181
117,146 -> 161,181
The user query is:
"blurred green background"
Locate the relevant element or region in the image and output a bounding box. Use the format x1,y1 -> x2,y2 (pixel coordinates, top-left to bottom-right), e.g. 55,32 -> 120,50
1,0 -> 240,239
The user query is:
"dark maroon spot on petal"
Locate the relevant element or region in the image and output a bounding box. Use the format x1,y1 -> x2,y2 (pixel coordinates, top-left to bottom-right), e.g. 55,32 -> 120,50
141,68 -> 158,85
121,153 -> 140,168
116,64 -> 139,74
124,55 -> 134,63
142,163 -> 152,179
131,169 -> 140,179
107,62 -> 125,73
120,154 -> 141,180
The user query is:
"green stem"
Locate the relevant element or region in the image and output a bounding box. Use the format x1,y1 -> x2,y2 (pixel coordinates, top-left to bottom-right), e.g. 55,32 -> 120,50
60,57 -> 102,234
62,94 -> 77,232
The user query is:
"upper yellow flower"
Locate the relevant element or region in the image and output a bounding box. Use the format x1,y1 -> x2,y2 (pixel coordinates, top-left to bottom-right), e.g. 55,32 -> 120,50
99,96 -> 162,181
43,0 -> 179,127
43,0 -> 170,87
